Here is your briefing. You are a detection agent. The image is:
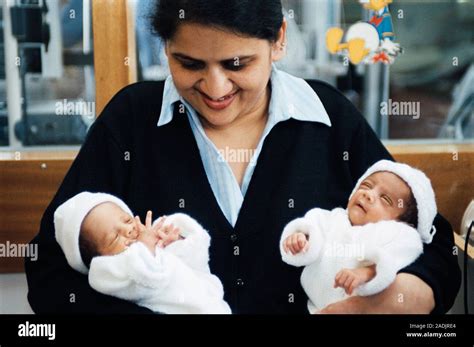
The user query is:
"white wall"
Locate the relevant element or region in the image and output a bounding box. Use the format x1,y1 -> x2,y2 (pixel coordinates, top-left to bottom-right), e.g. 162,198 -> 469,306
0,273 -> 34,314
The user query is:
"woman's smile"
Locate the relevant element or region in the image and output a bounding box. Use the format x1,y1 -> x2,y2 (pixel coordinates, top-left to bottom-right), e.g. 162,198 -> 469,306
199,89 -> 240,110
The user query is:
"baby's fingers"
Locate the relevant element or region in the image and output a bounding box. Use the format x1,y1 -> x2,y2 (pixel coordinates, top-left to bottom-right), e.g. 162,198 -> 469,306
135,216 -> 146,233
161,228 -> 181,247
284,237 -> 294,254
297,233 -> 307,250
170,225 -> 180,235
343,276 -> 354,294
291,235 -> 302,253
348,279 -> 361,295
170,226 -> 181,240
145,210 -> 153,229
286,235 -> 295,254
156,229 -> 168,241
334,270 -> 343,285
152,216 -> 166,233
334,270 -> 347,288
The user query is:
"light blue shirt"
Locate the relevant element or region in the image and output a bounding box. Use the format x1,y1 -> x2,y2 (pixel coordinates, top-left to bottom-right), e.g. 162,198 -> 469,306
158,64 -> 331,227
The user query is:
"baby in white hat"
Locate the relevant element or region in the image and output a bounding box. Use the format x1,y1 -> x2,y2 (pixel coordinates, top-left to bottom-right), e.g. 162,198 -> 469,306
54,192 -> 231,314
280,160 -> 437,313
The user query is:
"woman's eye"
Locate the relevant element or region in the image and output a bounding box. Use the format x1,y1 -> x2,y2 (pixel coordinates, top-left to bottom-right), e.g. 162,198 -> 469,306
223,62 -> 246,71
180,61 -> 204,70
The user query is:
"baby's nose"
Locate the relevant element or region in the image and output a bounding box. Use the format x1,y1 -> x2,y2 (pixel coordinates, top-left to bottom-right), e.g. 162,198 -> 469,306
123,225 -> 138,238
363,190 -> 374,202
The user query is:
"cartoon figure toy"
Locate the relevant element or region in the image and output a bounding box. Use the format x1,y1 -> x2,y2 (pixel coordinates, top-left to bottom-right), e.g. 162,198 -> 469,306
326,0 -> 402,65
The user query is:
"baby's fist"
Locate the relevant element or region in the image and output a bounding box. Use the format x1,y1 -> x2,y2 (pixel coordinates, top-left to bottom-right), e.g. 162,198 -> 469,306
334,269 -> 364,295
284,232 -> 309,255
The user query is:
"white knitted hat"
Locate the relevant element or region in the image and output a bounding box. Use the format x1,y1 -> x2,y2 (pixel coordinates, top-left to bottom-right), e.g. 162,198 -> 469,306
349,160 -> 437,244
54,192 -> 133,274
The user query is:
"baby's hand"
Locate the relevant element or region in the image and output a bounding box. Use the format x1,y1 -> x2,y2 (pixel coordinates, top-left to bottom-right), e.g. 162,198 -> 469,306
134,211 -> 162,254
134,211 -> 157,233
154,222 -> 183,248
334,268 -> 370,295
283,232 -> 309,255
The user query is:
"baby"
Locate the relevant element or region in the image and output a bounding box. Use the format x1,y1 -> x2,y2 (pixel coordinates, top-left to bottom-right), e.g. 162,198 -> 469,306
54,192 -> 231,314
280,160 -> 437,313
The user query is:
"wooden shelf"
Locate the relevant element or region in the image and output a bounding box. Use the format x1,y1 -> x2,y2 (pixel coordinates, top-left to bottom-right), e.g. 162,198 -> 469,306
454,232 -> 474,259
0,151 -> 78,161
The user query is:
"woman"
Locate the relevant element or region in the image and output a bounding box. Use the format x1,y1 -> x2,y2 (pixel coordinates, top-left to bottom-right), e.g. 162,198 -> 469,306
25,0 -> 460,314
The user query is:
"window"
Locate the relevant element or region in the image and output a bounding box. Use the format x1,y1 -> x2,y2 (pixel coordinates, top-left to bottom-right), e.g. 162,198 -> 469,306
1,0 -> 95,149
135,0 -> 473,141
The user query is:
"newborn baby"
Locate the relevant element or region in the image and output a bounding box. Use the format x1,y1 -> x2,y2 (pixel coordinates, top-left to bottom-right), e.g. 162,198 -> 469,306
54,192 -> 231,314
280,160 -> 437,313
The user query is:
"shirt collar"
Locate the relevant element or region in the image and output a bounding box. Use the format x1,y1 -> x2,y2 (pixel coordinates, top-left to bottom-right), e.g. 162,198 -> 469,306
158,64 -> 331,128
267,63 -> 331,128
157,75 -> 182,127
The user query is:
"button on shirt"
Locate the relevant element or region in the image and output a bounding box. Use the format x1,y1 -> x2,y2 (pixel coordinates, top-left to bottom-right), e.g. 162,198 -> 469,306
158,64 -> 331,227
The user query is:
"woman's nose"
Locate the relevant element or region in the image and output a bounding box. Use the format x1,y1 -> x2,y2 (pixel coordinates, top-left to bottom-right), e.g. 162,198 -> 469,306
201,67 -> 233,99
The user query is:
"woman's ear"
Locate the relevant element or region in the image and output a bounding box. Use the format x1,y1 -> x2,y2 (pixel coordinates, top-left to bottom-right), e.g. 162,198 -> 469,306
271,18 -> 288,62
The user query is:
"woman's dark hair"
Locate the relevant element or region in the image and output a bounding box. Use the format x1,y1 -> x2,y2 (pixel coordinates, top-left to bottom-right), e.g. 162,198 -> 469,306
152,0 -> 284,42
398,190 -> 418,229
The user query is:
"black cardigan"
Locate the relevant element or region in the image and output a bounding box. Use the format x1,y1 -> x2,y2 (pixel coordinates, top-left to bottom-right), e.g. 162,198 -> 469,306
25,80 -> 461,314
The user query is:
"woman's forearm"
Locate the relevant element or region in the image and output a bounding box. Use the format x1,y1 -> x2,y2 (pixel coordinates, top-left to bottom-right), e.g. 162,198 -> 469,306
361,273 -> 434,313
320,273 -> 435,314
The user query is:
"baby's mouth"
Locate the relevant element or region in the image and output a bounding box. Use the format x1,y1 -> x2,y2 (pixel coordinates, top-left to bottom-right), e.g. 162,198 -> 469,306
356,202 -> 367,213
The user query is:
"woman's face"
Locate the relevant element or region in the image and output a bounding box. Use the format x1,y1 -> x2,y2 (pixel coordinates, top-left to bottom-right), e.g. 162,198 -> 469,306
165,22 -> 286,129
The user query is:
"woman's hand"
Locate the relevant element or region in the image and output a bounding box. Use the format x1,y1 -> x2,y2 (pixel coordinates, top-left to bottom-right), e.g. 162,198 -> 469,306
318,273 -> 435,314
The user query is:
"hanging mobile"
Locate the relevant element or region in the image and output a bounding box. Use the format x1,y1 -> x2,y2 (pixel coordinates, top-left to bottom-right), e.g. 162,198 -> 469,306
326,0 -> 402,65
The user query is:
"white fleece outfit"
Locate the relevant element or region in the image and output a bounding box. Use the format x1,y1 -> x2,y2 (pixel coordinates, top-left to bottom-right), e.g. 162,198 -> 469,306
280,207 -> 423,313
88,213 -> 231,314
54,192 -> 231,314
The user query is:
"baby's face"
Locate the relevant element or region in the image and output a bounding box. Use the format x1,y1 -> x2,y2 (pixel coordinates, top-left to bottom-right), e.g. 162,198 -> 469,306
347,171 -> 410,226
81,202 -> 139,256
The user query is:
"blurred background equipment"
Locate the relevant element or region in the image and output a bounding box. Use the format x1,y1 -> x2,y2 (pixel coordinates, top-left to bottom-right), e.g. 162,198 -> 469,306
438,64 -> 474,140
0,0 -> 472,148
1,0 -> 92,147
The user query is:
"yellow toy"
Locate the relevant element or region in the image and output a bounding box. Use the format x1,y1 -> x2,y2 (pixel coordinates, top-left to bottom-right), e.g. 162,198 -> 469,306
326,0 -> 401,65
